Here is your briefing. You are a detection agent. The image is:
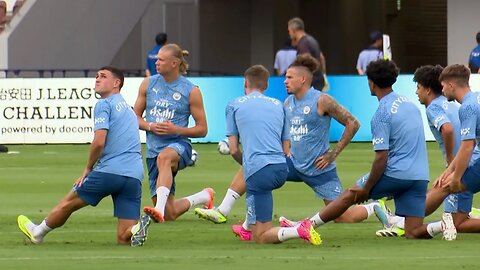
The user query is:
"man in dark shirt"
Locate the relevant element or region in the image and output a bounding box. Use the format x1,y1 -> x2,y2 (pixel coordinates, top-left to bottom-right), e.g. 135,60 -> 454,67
145,33 -> 167,77
288,17 -> 328,91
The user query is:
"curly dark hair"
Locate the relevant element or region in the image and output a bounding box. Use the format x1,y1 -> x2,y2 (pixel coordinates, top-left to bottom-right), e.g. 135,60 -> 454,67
413,65 -> 444,95
365,59 -> 399,88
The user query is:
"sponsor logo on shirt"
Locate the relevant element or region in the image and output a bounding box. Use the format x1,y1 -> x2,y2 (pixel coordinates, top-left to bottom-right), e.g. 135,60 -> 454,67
149,98 -> 177,122
372,137 -> 384,145
461,128 -> 471,136
94,117 -> 106,124
290,124 -> 308,142
290,116 -> 302,125
150,107 -> 175,123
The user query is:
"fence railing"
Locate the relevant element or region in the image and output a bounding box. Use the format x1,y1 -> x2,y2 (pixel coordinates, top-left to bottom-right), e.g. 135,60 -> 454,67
0,69 -> 233,78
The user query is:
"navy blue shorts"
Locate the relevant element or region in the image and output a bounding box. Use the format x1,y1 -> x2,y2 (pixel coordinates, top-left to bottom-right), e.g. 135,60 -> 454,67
462,159 -> 480,194
286,157 -> 342,201
74,171 -> 141,220
245,163 -> 287,223
147,141 -> 192,198
444,192 -> 473,214
356,173 -> 428,218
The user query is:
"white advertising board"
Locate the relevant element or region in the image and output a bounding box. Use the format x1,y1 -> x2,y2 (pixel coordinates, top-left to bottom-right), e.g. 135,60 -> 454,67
0,77 -> 143,143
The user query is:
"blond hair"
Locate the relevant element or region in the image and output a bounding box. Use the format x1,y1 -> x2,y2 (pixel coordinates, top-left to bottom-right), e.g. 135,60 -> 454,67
162,43 -> 189,75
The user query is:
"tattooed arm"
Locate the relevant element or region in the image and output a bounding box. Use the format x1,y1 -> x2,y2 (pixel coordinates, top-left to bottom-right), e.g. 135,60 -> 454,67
315,94 -> 360,169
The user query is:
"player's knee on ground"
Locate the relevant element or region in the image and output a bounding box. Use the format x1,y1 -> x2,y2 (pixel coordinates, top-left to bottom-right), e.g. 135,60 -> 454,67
163,212 -> 179,221
452,212 -> 469,228
117,231 -> 131,245
253,236 -> 267,244
163,206 -> 180,221
404,230 -> 422,239
252,230 -> 268,244
403,226 -> 425,239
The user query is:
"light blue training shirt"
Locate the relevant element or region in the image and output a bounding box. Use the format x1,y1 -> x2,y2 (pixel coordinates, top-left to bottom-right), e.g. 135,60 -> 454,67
371,91 -> 429,180
283,87 -> 335,176
225,91 -> 287,179
459,91 -> 480,145
93,93 -> 144,181
426,95 -> 480,164
145,74 -> 194,158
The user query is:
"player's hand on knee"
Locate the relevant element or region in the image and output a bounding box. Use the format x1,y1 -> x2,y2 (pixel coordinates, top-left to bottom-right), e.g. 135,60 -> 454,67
432,177 -> 444,188
74,168 -> 90,188
445,177 -> 462,193
349,186 -> 369,204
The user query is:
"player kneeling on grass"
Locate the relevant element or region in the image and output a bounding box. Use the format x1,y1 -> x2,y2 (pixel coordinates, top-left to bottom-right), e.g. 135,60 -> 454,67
224,64 -> 321,245
17,67 -> 150,247
294,60 -> 456,240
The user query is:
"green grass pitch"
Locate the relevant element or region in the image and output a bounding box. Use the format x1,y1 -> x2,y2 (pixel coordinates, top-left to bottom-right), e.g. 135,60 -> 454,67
1,143 -> 480,269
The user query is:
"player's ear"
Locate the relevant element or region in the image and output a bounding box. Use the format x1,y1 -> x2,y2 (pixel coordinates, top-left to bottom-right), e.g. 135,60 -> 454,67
368,80 -> 374,89
114,78 -> 121,89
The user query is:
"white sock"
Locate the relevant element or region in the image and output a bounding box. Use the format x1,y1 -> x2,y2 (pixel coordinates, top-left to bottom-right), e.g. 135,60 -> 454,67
360,201 -> 379,217
427,221 -> 443,237
310,213 -> 325,228
154,186 -> 170,216
130,223 -> 139,234
277,227 -> 299,242
185,189 -> 211,209
33,220 -> 52,239
242,218 -> 250,231
217,188 -> 240,216
391,216 -> 405,229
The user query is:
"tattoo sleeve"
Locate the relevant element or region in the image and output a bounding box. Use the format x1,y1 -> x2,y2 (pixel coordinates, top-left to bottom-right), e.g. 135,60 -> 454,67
320,94 -> 360,158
